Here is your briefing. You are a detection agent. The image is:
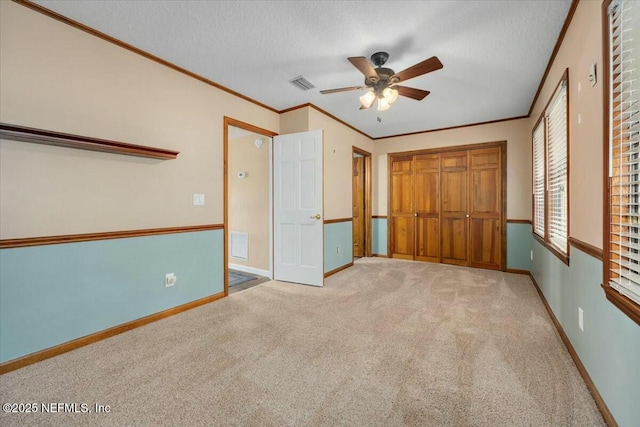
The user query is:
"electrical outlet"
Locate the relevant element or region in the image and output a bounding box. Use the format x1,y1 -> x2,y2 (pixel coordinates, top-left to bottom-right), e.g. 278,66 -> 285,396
165,273 -> 177,287
578,307 -> 584,331
530,250 -> 533,261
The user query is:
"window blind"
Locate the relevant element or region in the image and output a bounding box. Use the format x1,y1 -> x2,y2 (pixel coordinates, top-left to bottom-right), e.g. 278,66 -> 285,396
533,120 -> 546,237
608,0 -> 640,305
547,83 -> 568,253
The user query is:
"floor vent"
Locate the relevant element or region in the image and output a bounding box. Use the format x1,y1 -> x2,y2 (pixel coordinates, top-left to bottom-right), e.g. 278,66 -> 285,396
289,75 -> 315,91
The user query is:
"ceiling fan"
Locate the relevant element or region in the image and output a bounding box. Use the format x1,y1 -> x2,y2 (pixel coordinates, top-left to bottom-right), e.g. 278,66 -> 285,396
320,52 -> 443,111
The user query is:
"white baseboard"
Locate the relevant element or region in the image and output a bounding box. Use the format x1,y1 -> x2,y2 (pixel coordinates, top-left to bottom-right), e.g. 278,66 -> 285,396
228,263 -> 270,279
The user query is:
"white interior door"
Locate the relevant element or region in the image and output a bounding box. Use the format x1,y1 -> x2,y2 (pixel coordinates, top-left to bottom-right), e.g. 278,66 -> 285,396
274,130 -> 323,286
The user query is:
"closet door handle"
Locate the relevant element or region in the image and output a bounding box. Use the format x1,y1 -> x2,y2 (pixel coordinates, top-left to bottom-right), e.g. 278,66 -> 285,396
466,214 -> 470,218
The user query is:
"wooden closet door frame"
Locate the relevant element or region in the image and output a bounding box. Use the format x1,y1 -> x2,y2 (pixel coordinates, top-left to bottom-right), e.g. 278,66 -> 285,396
353,146 -> 372,257
387,140 -> 507,270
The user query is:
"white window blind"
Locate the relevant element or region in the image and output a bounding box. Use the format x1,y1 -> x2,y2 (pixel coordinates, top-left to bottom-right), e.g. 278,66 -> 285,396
608,0 -> 640,305
533,120 -> 546,237
547,83 -> 568,253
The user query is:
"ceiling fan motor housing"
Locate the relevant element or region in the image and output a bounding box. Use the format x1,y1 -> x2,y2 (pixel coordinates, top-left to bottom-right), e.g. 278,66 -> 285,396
371,51 -> 389,67
365,67 -> 398,94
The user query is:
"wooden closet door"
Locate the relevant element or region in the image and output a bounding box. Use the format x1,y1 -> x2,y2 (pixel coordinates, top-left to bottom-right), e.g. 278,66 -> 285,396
415,154 -> 440,262
441,152 -> 468,266
352,156 -> 365,257
390,156 -> 414,259
469,147 -> 502,269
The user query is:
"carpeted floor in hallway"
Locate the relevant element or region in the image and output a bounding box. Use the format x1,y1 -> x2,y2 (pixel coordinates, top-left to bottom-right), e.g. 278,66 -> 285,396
0,258 -> 604,426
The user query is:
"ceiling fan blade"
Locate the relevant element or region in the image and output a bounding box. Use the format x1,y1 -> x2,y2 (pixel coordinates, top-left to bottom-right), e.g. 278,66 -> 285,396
348,57 -> 378,80
320,86 -> 365,94
393,56 -> 443,83
397,86 -> 431,100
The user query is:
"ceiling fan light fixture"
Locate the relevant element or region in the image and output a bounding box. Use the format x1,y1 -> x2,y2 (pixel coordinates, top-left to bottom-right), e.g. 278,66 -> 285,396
383,87 -> 399,104
359,90 -> 376,109
377,97 -> 391,111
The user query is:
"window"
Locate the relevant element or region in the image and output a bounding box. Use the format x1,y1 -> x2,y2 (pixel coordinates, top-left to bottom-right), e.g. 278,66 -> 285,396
547,85 -> 568,252
532,72 -> 569,263
533,119 -> 546,237
604,0 -> 640,325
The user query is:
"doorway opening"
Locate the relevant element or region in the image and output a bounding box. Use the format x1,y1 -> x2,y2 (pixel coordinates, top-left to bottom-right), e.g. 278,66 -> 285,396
352,147 -> 372,258
224,117 -> 277,296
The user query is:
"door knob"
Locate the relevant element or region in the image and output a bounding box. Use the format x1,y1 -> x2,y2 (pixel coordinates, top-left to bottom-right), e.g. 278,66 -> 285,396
310,214 -> 321,220
466,214 -> 470,218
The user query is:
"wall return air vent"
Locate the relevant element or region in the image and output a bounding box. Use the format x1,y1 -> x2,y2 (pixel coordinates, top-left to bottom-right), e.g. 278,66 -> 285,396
289,75 -> 315,91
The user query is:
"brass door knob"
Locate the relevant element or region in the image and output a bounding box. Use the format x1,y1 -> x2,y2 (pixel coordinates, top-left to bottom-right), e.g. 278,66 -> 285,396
310,214 -> 321,220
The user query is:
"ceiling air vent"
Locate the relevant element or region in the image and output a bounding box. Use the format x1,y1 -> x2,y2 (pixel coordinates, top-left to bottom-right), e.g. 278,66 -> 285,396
289,75 -> 315,91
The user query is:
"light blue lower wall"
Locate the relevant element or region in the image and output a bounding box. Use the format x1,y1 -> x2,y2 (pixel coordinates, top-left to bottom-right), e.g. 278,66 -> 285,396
324,221 -> 353,273
506,222 -> 531,271
0,229 -> 224,363
372,218 -> 387,256
531,239 -> 640,427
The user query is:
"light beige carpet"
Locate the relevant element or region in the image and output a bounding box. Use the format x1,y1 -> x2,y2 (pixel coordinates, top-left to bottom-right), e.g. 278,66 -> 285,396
0,258 -> 604,426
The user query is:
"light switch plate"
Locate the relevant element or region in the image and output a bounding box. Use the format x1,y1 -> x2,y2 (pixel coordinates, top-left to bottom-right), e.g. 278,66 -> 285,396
193,193 -> 205,206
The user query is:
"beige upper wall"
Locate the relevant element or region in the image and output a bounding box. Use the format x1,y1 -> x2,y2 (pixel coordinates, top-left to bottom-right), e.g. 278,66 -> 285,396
1,0 -> 600,242
279,108 -> 309,135
0,1 -> 279,239
307,108 -> 374,220
228,134 -> 270,271
528,0 -> 603,248
372,118 -> 531,219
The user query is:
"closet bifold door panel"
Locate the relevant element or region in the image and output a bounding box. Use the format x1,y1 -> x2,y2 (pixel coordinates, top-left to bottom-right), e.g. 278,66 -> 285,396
440,152 -> 469,266
390,155 -> 415,259
415,154 -> 440,262
469,148 -> 502,270
388,141 -> 505,271
352,156 -> 365,257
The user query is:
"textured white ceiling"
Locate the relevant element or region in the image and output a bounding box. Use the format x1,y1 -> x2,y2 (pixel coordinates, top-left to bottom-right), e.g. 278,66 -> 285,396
33,0 -> 572,138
